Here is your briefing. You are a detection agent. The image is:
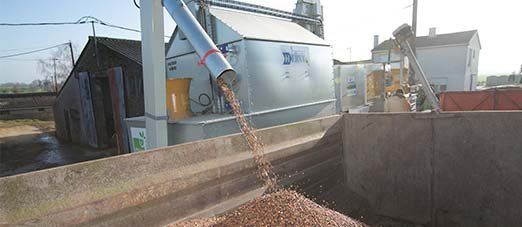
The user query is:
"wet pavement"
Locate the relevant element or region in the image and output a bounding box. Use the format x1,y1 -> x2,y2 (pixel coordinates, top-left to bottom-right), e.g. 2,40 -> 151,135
0,132 -> 112,177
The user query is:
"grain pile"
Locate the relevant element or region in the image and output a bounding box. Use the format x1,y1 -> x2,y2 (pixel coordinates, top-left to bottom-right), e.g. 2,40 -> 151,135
217,79 -> 277,191
171,190 -> 367,227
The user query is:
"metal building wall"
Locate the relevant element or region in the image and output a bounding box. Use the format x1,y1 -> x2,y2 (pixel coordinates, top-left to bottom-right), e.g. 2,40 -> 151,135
53,74 -> 84,144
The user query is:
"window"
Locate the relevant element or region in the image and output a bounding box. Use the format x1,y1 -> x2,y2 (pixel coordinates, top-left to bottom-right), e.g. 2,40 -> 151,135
440,84 -> 448,92
430,84 -> 447,93
431,78 -> 448,93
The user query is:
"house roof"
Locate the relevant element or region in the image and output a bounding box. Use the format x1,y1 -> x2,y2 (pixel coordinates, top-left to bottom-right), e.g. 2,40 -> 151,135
210,7 -> 328,46
94,36 -> 144,65
57,37 -> 167,96
372,30 -> 479,52
91,36 -> 170,65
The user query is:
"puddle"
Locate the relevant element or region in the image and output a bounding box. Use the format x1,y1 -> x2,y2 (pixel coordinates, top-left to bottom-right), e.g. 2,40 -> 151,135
0,132 -> 112,177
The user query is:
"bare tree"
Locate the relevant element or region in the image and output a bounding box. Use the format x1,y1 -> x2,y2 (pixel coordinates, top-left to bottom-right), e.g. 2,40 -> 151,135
11,83 -> 20,94
37,44 -> 77,92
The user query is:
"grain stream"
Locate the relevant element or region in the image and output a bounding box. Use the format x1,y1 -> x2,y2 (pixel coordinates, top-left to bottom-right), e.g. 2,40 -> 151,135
217,79 -> 277,191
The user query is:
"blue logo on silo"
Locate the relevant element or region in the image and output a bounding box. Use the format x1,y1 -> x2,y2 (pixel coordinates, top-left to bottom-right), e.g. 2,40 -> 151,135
282,52 -> 292,65
282,50 -> 308,65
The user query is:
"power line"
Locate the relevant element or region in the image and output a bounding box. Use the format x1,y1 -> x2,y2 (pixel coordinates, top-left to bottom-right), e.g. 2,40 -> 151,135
0,21 -> 78,26
0,16 -> 89,26
0,46 -> 55,52
100,23 -> 141,33
0,43 -> 69,59
0,58 -> 69,62
0,16 -> 171,38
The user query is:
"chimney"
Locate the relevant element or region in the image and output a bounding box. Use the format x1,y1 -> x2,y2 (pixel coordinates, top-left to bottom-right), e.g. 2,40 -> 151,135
374,35 -> 379,48
429,27 -> 437,38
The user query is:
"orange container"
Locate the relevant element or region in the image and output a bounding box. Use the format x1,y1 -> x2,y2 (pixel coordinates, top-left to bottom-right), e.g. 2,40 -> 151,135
166,78 -> 192,121
440,88 -> 522,111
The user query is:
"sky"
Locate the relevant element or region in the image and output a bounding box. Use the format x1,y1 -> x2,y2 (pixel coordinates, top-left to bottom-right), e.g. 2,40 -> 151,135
1,0 -> 521,83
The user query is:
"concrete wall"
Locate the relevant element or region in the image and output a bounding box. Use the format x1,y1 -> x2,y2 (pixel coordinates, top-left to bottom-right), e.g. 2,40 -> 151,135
3,112 -> 521,227
342,112 -> 522,226
0,115 -> 344,226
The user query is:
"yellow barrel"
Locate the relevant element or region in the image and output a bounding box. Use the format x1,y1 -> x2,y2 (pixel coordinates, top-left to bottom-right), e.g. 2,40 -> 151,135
166,78 -> 192,121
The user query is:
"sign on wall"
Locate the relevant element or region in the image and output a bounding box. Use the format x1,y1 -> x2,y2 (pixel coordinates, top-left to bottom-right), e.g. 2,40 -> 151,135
281,45 -> 311,80
130,127 -> 147,152
281,46 -> 310,66
346,75 -> 357,97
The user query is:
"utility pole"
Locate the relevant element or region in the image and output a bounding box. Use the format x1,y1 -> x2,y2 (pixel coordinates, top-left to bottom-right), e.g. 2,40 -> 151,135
91,21 -> 96,39
91,21 -> 100,68
409,0 -> 418,86
412,0 -> 418,41
68,41 -> 75,67
52,58 -> 58,94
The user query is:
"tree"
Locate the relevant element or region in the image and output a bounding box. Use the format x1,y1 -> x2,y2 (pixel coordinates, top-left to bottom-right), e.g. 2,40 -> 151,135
37,44 -> 77,92
29,79 -> 44,91
11,83 -> 20,94
42,79 -> 54,92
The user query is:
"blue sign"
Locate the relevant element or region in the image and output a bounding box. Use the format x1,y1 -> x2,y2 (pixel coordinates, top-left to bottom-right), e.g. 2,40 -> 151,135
282,52 -> 292,65
282,47 -> 309,65
218,43 -> 230,54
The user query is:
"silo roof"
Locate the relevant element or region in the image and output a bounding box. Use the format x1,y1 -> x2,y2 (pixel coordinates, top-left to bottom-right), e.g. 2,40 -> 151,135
210,7 -> 329,46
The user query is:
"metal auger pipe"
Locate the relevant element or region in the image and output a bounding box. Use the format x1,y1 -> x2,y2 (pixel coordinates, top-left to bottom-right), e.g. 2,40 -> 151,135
393,23 -> 441,112
163,0 -> 236,83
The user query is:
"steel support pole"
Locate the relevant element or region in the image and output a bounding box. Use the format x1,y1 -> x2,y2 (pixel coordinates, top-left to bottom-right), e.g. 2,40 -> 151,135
140,0 -> 168,149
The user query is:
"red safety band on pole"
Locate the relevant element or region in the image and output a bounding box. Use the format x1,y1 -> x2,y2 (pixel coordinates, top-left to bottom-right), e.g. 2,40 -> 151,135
198,49 -> 222,66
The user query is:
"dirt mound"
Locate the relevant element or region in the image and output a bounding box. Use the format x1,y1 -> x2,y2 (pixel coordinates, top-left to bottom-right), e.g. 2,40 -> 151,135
170,190 -> 367,227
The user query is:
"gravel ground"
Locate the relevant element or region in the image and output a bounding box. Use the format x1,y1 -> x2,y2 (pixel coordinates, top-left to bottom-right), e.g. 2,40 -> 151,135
170,190 -> 368,227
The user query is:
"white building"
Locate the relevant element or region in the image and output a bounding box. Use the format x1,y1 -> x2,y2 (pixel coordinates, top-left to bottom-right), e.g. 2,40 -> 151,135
372,28 -> 481,92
